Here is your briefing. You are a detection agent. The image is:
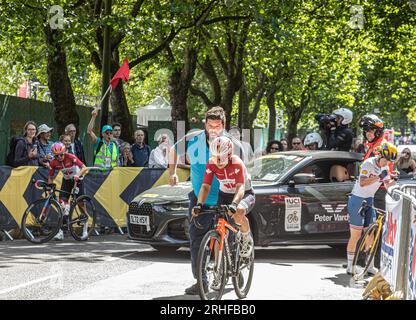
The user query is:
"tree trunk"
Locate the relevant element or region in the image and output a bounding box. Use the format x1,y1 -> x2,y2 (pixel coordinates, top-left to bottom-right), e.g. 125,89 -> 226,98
168,47 -> 197,139
267,90 -> 277,141
107,48 -> 134,143
45,26 -> 79,135
287,107 -> 303,146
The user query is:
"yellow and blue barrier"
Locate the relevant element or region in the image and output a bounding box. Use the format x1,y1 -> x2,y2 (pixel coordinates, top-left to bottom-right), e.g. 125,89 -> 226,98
0,166 -> 190,229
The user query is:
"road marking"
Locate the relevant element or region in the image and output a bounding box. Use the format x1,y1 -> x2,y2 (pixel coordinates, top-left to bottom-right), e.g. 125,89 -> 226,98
106,251 -> 138,262
0,274 -> 61,295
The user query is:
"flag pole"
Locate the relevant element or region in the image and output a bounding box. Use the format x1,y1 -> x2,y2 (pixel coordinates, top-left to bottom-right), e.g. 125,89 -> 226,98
95,84 -> 112,110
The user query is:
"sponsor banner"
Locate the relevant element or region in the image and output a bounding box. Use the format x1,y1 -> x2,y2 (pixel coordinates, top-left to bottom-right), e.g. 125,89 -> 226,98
0,166 -> 190,229
407,204 -> 416,300
381,194 -> 403,290
285,197 -> 301,232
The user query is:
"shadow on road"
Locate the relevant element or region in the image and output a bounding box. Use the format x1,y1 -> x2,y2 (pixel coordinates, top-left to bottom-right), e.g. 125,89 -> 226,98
323,273 -> 356,288
153,287 -> 234,300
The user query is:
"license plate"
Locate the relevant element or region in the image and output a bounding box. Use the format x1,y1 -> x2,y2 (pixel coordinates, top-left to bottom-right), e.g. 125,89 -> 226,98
130,214 -> 150,226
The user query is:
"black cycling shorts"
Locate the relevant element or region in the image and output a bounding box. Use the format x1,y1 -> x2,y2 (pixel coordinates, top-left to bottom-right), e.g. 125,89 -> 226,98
60,179 -> 84,201
218,190 -> 255,215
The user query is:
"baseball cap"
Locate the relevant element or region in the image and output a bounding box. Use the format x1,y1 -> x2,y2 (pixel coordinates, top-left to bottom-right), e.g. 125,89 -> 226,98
101,125 -> 113,134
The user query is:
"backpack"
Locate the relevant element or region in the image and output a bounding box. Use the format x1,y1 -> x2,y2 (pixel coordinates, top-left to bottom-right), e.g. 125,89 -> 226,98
5,136 -> 26,167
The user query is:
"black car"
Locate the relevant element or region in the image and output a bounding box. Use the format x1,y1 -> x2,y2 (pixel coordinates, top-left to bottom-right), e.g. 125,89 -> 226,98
126,151 -> 414,252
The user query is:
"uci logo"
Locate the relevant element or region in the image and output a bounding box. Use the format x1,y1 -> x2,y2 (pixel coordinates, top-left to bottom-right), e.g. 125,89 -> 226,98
286,198 -> 300,205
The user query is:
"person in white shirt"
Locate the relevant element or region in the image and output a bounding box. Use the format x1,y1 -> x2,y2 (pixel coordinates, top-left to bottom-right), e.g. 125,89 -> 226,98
346,142 -> 398,275
149,134 -> 170,168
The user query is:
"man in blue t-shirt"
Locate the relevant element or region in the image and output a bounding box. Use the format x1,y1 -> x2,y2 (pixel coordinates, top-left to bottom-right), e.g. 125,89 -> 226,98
169,106 -> 244,295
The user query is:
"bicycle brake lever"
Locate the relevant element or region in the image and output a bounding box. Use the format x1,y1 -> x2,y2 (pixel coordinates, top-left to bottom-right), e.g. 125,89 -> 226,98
190,215 -> 204,229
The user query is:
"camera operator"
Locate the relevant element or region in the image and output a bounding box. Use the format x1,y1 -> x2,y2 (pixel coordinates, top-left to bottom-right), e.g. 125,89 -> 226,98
316,108 -> 353,151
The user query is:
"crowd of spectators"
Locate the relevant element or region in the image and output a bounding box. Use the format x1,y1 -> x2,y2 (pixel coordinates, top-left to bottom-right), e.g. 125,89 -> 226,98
7,108 -> 416,177
8,109 -> 173,170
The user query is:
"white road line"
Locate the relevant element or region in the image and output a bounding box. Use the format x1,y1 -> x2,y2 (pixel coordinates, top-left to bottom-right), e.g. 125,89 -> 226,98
106,251 -> 138,262
0,274 -> 61,295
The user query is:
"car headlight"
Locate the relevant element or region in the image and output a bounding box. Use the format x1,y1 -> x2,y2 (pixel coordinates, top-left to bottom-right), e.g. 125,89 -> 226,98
162,202 -> 189,212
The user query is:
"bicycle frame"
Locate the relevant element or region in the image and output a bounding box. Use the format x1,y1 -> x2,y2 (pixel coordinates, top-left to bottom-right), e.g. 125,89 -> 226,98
35,178 -> 83,221
211,216 -> 239,275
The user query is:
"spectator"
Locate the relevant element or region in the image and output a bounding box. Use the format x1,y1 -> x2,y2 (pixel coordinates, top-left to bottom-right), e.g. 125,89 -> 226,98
37,124 -> 54,168
59,134 -> 72,154
395,147 -> 416,174
303,132 -> 323,151
112,122 -> 124,166
120,142 -> 135,167
280,138 -> 289,151
229,126 -> 254,163
88,108 -> 119,169
265,140 -> 283,154
149,134 -> 170,168
112,122 -> 124,147
13,121 -> 39,167
131,129 -> 151,167
65,123 -> 86,165
352,138 -> 365,154
291,137 -> 305,150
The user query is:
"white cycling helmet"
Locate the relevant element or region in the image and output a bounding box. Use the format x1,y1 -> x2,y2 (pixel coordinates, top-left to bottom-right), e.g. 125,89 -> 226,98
304,132 -> 323,149
210,136 -> 233,160
332,108 -> 353,125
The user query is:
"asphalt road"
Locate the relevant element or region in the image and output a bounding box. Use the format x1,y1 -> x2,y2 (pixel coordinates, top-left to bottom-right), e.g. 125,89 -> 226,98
0,234 -> 364,300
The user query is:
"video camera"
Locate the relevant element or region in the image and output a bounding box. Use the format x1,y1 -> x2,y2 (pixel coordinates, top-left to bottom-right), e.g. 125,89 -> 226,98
315,113 -> 337,130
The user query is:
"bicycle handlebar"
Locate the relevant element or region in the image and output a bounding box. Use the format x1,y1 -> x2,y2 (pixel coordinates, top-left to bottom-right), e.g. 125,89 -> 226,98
190,205 -> 230,229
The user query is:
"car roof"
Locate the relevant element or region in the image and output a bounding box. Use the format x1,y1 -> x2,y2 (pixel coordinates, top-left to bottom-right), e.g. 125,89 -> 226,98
276,150 -> 363,161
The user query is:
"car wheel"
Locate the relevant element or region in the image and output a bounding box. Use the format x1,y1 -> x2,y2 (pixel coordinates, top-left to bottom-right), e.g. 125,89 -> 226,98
150,245 -> 181,253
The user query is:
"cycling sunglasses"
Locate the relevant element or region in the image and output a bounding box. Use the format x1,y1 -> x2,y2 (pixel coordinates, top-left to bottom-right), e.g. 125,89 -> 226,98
54,153 -> 65,159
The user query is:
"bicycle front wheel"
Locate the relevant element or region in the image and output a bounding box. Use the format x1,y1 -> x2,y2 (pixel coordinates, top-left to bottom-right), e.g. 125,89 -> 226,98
352,223 -> 380,279
21,198 -> 63,244
232,245 -> 254,299
68,196 -> 96,241
196,230 -> 228,300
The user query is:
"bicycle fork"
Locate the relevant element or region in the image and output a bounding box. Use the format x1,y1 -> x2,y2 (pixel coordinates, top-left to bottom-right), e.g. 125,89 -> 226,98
39,199 -> 51,223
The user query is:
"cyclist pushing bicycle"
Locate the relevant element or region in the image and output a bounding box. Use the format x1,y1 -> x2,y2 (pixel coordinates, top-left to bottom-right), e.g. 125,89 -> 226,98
192,136 -> 255,259
346,141 -> 397,276
48,142 -> 89,240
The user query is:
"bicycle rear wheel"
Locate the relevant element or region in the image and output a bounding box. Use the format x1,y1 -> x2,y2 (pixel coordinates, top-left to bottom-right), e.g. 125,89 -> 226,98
352,223 -> 380,279
196,230 -> 227,300
232,244 -> 254,299
68,196 -> 96,241
21,198 -> 63,244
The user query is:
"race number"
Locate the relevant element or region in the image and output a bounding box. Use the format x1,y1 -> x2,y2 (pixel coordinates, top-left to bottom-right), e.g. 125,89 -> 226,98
285,197 -> 302,232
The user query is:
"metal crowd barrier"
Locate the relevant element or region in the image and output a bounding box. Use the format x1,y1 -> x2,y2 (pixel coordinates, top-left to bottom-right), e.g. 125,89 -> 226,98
385,184 -> 416,299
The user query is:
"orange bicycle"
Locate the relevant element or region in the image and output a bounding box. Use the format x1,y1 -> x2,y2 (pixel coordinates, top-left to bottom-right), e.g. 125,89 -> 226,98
192,205 -> 254,300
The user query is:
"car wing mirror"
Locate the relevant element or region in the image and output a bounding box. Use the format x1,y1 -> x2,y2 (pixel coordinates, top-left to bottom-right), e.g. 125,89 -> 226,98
293,173 -> 316,184
288,180 -> 295,188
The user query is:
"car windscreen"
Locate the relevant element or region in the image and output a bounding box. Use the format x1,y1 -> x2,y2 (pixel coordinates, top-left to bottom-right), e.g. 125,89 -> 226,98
248,154 -> 305,182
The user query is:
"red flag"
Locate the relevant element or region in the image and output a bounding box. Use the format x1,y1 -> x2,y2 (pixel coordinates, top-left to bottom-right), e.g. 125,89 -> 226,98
110,58 -> 130,90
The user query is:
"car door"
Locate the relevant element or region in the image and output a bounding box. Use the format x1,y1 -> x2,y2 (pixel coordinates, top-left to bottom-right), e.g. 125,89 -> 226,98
277,160 -> 357,243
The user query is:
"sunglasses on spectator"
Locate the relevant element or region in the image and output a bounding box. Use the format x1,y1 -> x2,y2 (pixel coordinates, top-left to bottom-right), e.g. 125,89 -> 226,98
403,152 -> 410,155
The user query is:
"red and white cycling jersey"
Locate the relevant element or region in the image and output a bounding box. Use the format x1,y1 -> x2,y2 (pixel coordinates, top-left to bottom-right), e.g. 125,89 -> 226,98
203,155 -> 252,194
49,153 -> 84,180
